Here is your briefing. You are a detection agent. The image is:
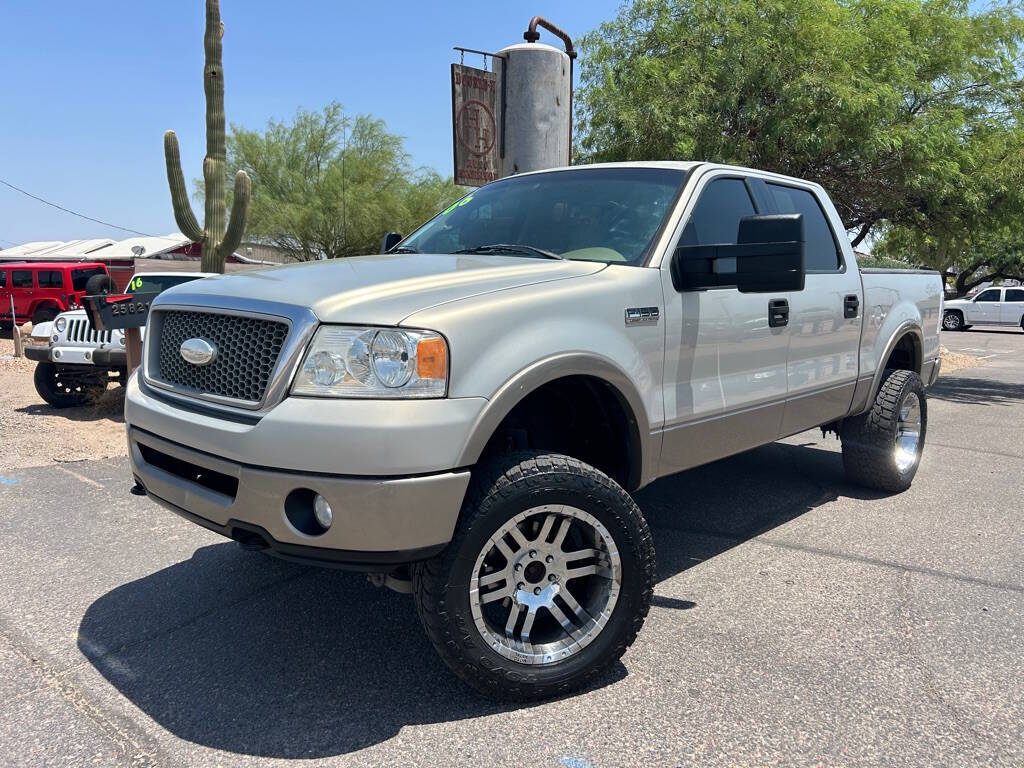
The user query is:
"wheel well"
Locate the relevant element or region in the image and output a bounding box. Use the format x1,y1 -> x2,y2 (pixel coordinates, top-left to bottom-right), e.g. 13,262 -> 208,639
478,375 -> 642,491
883,332 -> 922,374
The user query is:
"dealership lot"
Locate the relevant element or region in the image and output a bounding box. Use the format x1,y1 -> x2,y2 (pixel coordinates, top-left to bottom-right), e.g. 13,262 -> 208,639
1,328 -> 1021,767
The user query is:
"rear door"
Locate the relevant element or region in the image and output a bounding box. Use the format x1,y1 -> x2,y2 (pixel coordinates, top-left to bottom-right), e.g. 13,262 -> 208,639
36,268 -> 65,307
10,268 -> 34,319
1000,288 -> 1024,325
968,288 -> 1002,324
757,179 -> 863,436
659,171 -> 790,474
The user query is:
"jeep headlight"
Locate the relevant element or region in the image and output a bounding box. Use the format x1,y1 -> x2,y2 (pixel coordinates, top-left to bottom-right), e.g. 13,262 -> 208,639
54,317 -> 67,333
291,326 -> 448,399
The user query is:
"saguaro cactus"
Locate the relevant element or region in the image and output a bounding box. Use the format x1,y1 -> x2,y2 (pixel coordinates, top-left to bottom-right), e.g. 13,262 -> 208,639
164,0 -> 250,274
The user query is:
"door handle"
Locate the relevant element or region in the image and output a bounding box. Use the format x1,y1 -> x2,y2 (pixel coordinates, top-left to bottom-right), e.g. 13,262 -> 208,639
844,294 -> 860,319
768,298 -> 789,328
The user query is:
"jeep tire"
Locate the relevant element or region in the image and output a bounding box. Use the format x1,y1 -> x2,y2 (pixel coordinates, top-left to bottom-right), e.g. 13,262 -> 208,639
33,362 -> 106,409
413,451 -> 655,701
841,370 -> 927,493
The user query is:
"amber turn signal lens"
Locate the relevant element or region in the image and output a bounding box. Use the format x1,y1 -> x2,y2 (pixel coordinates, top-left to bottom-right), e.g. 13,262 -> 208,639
416,337 -> 447,380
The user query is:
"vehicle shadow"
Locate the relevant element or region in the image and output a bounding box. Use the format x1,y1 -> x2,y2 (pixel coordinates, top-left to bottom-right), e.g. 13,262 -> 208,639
15,387 -> 125,422
927,376 -> 1024,406
76,439 -> 870,758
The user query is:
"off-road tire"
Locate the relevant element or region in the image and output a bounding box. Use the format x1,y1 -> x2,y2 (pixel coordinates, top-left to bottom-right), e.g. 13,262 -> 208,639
33,362 -> 105,409
841,370 -> 927,493
941,311 -> 963,331
413,451 -> 655,701
31,306 -> 58,325
84,274 -> 118,295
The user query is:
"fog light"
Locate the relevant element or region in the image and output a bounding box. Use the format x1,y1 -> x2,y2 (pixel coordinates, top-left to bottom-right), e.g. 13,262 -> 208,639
313,494 -> 333,529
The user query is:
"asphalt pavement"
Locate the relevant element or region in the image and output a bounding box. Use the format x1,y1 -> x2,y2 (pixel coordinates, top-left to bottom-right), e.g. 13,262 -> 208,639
1,327 -> 1022,767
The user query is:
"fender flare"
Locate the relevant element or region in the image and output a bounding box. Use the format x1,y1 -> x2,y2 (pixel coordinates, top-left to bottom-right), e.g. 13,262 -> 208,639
853,321 -> 924,416
455,353 -> 652,491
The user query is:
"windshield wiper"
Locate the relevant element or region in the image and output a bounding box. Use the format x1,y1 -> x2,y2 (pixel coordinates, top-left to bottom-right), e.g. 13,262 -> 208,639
389,246 -> 419,253
453,243 -> 563,260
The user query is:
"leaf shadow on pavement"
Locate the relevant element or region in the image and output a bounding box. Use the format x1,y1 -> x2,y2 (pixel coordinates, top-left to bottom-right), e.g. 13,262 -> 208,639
76,439 -> 882,759
927,376 -> 1024,406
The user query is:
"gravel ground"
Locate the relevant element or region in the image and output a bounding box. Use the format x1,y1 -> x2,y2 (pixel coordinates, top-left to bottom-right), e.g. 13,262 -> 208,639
0,336 -> 126,472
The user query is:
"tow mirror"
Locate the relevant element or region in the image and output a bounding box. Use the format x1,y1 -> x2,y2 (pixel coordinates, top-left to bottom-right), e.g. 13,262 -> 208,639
671,214 -> 806,293
380,232 -> 403,253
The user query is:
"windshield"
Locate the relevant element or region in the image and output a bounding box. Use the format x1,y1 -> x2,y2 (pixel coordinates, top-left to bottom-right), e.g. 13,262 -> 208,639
400,168 -> 687,265
126,274 -> 205,294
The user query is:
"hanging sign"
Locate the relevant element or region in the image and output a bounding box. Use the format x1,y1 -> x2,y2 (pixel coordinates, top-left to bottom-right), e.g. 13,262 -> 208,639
452,63 -> 501,186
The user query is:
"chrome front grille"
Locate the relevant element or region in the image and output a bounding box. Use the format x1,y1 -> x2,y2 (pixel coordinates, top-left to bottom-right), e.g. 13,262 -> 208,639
65,317 -> 112,345
153,310 -> 289,404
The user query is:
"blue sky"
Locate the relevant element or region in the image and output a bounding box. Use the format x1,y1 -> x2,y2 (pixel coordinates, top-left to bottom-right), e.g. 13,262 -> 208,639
0,1 -> 622,245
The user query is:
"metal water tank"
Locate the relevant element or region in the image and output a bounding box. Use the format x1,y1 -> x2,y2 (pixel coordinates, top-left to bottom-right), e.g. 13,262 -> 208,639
494,41 -> 571,177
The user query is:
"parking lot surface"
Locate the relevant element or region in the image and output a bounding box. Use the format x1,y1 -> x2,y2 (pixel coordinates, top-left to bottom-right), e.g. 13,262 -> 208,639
1,328 -> 1022,767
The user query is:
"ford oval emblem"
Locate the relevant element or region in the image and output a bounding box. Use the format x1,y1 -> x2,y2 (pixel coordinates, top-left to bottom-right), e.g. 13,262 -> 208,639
180,337 -> 217,366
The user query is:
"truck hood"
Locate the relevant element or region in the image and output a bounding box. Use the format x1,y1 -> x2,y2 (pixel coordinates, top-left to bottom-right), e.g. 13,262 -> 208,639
944,298 -> 970,308
156,253 -> 607,325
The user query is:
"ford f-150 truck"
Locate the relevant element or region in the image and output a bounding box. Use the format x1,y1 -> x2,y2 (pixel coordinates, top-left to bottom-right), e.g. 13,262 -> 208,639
125,162 -> 943,700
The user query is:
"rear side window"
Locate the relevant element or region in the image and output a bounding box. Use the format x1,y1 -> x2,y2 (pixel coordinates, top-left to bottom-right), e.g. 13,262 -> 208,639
681,178 -> 757,247
766,183 -> 841,271
0,271 -> 6,288
975,289 -> 1001,302
12,270 -> 32,288
1005,289 -> 1024,302
38,270 -> 64,288
71,268 -> 106,292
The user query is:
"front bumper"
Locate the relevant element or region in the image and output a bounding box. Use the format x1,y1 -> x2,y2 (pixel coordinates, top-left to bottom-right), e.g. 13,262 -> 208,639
129,427 -> 471,569
49,345 -> 126,368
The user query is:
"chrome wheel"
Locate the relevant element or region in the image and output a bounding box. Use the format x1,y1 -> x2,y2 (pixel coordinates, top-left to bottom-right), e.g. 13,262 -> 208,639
469,504 -> 622,666
942,312 -> 961,330
895,392 -> 922,472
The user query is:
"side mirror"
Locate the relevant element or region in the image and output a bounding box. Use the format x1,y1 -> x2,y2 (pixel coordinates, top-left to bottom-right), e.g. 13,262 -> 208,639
380,232 -> 403,253
671,214 -> 806,293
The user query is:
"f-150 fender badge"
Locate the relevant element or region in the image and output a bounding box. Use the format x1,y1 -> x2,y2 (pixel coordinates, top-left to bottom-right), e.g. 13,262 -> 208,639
625,307 -> 660,325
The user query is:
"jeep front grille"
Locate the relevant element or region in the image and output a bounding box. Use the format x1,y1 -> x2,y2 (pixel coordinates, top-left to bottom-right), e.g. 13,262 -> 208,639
153,311 -> 289,404
66,317 -> 112,344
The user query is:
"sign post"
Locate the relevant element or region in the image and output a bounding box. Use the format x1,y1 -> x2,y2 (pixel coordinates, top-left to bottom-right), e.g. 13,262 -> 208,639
451,63 -> 501,187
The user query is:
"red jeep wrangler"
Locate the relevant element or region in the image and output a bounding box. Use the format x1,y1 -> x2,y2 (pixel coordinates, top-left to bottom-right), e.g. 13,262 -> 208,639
0,262 -> 110,325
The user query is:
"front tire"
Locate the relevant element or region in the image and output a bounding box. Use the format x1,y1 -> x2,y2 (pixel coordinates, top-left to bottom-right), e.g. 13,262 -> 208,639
413,452 -> 655,701
841,370 -> 927,493
33,362 -> 106,408
941,311 -> 964,331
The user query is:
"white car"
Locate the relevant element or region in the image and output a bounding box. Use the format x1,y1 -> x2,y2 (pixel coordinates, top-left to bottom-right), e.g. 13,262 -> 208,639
28,271 -> 213,407
943,286 -> 1024,331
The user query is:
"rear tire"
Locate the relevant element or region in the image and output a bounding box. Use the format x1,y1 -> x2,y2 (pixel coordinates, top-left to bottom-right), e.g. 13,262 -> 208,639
413,451 -> 655,701
841,370 -> 926,493
31,306 -> 57,325
33,362 -> 106,408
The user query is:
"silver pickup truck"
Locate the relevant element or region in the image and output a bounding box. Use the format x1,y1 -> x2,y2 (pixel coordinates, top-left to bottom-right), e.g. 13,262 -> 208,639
125,162 -> 942,700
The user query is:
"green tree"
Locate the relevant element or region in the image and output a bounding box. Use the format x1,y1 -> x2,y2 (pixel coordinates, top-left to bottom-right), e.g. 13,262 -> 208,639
225,102 -> 461,261
577,0 -> 1024,249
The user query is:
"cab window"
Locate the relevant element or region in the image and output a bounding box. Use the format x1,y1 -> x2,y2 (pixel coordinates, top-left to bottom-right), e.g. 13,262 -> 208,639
12,270 -> 32,288
38,270 -> 64,289
680,178 -> 757,246
975,289 -> 1001,302
765,183 -> 841,271
0,271 -> 6,288
1004,289 -> 1024,302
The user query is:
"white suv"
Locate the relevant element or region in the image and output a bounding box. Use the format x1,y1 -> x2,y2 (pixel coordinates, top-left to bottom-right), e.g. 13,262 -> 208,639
28,271 -> 212,407
943,286 -> 1024,331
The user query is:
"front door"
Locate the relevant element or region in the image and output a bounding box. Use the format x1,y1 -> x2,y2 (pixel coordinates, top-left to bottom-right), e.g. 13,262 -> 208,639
1000,288 -> 1024,325
659,173 -> 790,475
968,288 -> 1002,324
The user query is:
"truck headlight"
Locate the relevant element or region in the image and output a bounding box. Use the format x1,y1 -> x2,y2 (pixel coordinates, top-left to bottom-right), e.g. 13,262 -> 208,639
54,317 -> 67,333
291,326 -> 448,399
